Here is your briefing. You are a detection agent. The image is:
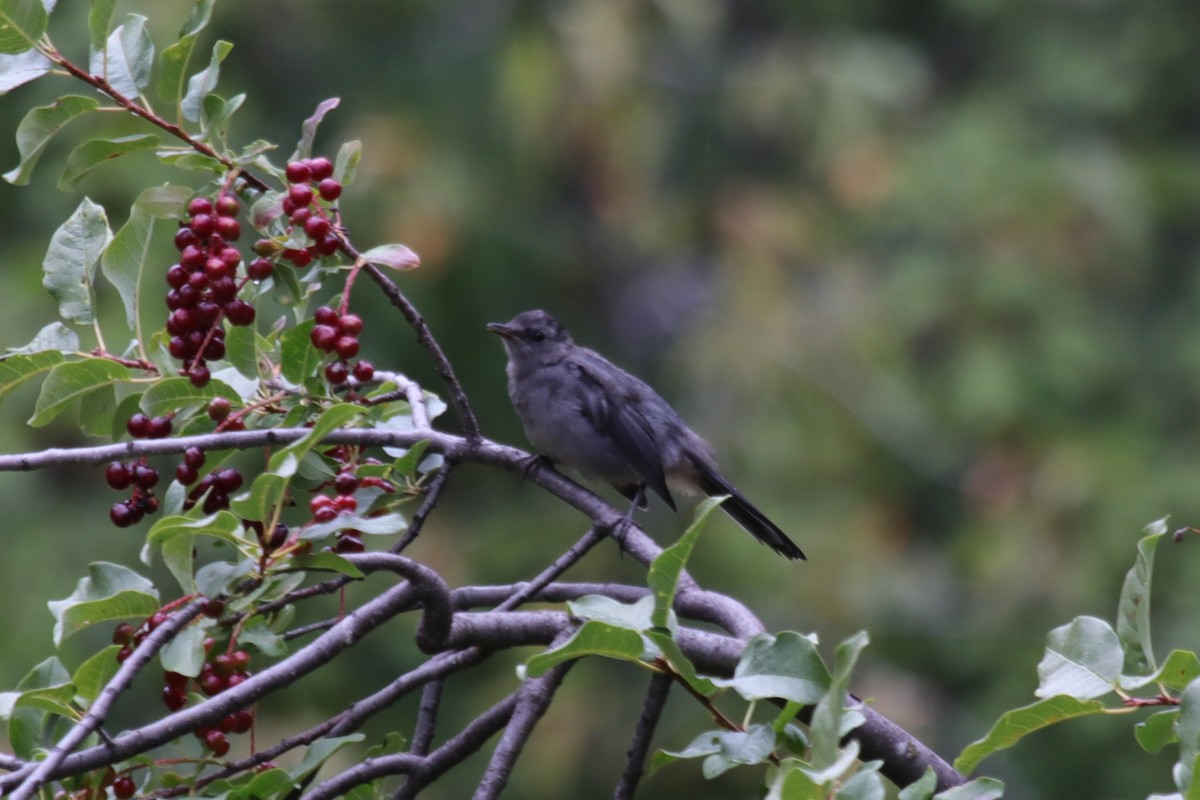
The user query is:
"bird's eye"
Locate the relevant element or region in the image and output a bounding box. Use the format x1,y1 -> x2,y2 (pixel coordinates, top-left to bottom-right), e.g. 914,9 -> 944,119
530,331 -> 546,343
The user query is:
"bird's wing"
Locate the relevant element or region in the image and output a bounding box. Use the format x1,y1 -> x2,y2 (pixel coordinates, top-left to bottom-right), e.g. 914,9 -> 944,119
573,359 -> 676,510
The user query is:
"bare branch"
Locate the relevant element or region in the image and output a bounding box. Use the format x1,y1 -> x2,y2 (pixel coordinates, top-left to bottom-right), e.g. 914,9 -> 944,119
614,672 -> 672,800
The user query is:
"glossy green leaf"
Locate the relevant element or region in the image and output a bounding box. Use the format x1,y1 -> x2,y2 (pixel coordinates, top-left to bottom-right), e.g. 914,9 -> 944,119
290,734 -> 365,783
146,511 -> 242,593
1177,679 -> 1200,794
280,319 -> 321,384
72,645 -> 121,705
292,96 -> 340,161
655,725 -> 776,780
1116,518 -> 1167,677
201,91 -> 244,144
134,183 -> 191,218
838,766 -> 886,800
89,14 -> 154,98
78,381 -> 116,437
712,631 -> 830,704
362,243 -> 420,271
933,778 -> 1005,800
13,656 -> 73,718
0,0 -> 48,54
140,376 -> 236,417
223,323 -> 259,379
267,403 -> 366,475
229,472 -> 287,524
180,39 -> 232,122
649,494 -> 722,628
0,349 -> 62,398
523,620 -> 648,678
1035,616 -> 1123,699
897,768 -> 938,800
292,552 -> 366,579
4,95 -> 100,185
810,631 -> 869,770
236,616 -> 288,657
569,593 -> 655,631
101,189 -> 173,335
334,138 -> 361,187
159,621 -> 210,677
1134,709 -> 1179,754
645,629 -> 715,696
60,133 -> 160,188
157,0 -> 214,106
7,322 -> 78,355
87,0 -> 116,51
47,561 -> 159,646
300,510 -> 406,541
42,197 -> 110,324
0,48 -> 50,93
954,695 -> 1105,775
29,357 -> 132,427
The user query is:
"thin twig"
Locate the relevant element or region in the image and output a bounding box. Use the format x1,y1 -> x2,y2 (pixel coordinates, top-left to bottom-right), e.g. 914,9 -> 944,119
614,672 -> 672,800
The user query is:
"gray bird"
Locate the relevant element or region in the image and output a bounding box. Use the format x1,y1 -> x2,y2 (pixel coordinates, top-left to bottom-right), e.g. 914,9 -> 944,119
487,309 -> 805,560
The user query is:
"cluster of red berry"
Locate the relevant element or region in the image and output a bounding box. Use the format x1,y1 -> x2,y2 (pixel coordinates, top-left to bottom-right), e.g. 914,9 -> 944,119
311,469 -> 365,552
167,193 -> 256,388
106,413 -> 173,526
263,156 -> 344,269
310,305 -> 374,385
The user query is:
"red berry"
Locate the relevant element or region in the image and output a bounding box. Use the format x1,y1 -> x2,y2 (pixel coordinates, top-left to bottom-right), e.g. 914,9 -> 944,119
333,495 -> 357,513
225,672 -> 247,689
113,622 -> 134,645
325,361 -> 348,385
247,257 -> 274,281
335,336 -> 360,359
176,462 -> 197,485
310,324 -> 338,352
309,156 -> 334,181
317,178 -> 342,201
168,336 -> 189,360
208,397 -> 232,421
105,461 -> 132,490
313,504 -> 338,523
213,653 -> 236,676
162,686 -> 188,712
289,207 -> 312,227
287,183 -> 314,207
284,248 -> 312,268
225,300 -> 256,327
204,729 -> 230,756
116,646 -> 134,662
199,671 -> 225,696
281,196 -> 297,216
164,670 -> 189,690
230,650 -> 251,671
333,472 -> 359,495
184,446 -> 206,468
316,233 -> 341,256
190,213 -> 214,238
205,257 -> 231,281
215,194 -> 239,217
188,197 -> 214,217
146,416 -> 172,439
216,468 -> 243,493
314,306 -> 339,326
148,611 -> 168,629
174,228 -> 198,251
310,495 -> 333,514
113,776 -> 136,799
126,413 -> 150,438
189,365 -> 211,388
180,244 -> 206,269
210,276 -> 238,304
335,532 -> 365,553
352,360 -> 375,382
216,216 -> 241,241
196,301 -> 221,325
304,215 -> 330,240
285,161 -> 312,183
337,314 -> 363,335
167,263 -> 189,289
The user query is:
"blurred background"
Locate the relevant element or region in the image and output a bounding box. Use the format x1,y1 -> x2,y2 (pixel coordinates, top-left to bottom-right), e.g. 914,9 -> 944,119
1,0 -> 1199,796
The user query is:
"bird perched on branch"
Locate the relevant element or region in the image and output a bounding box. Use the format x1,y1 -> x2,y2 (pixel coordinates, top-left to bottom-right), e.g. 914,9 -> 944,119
488,309 -> 805,560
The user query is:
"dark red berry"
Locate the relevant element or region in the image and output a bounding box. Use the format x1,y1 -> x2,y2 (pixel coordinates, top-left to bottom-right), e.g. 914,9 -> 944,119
314,306 -> 339,326
184,446 -> 206,468
333,472 -> 359,495
189,365 -> 211,388
289,207 -> 312,227
313,504 -> 338,523
281,196 -> 297,217
190,213 -> 214,238
175,227 -> 198,251
213,653 -> 235,676
126,413 -> 150,438
227,709 -> 254,734
202,490 -> 229,514
199,671 -> 225,696
225,300 -> 255,327
187,270 -> 209,290
310,324 -> 338,352
216,468 -> 243,493
146,416 -> 172,439
138,494 -> 160,514
225,672 -> 246,689
285,161 -> 312,183
309,156 -> 334,181
162,686 -> 188,711
113,776 -> 136,799
287,184 -> 314,207
247,257 -> 274,281
284,248 -> 312,267
215,216 -> 241,241
204,729 -> 230,756
207,397 -> 231,421
166,263 -> 189,289
352,360 -> 375,382
205,257 -> 231,281
333,495 -> 357,513
335,336 -> 360,359
324,361 -> 348,385
148,611 -> 168,630
336,532 -> 365,553
304,215 -> 330,240
113,622 -> 134,645
105,461 -> 132,490
337,314 -> 363,335
230,650 -> 251,671
210,276 -> 238,304
316,233 -> 341,256
176,463 -> 198,485
164,670 -> 189,690
180,244 -> 206,269
203,338 -> 226,360
110,501 -> 134,527
188,197 -> 214,217
215,194 -> 239,217
317,178 -> 342,201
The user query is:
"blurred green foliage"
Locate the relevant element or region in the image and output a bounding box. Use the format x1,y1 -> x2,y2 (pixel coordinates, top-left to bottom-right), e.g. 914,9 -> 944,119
1,0 -> 1199,796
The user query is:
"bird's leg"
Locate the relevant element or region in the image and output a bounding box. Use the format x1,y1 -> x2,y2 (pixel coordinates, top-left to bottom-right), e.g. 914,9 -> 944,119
611,484 -> 646,556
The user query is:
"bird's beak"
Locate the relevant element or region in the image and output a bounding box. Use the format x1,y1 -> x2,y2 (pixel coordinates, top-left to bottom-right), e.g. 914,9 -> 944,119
486,322 -> 516,339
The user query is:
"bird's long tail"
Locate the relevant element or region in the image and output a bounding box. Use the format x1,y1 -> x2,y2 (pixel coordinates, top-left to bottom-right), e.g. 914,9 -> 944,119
687,455 -> 806,560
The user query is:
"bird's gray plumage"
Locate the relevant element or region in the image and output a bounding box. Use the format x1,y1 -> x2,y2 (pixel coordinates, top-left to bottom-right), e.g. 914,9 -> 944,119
488,309 -> 805,560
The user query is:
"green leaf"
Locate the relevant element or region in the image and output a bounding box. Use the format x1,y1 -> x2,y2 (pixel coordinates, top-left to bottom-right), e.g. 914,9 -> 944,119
78,382 -> 116,437
223,323 -> 259,378
1035,616 -> 1123,699
810,631 -> 870,770
267,403 -> 366,475
7,322 -> 78,355
4,95 -> 100,185
229,472 -> 287,524
649,494 -> 723,628
292,552 -> 365,579
645,629 -> 716,696
180,39 -> 232,122
236,616 -> 288,657
42,197 -> 111,324
362,243 -> 420,271
0,349 -> 62,398
933,778 -> 1005,800
101,190 -> 173,336
0,0 -> 48,54
157,0 -> 214,106
29,358 -> 133,427
1116,518 -> 1167,677
280,319 -> 321,384
1152,650 -> 1200,691
201,91 -> 244,144
87,0 -> 116,51
60,134 -> 160,189
1135,709 -> 1179,754
0,48 -> 50,94
656,725 -> 776,779
159,621 -> 210,677
292,96 -> 340,161
140,376 -> 235,417
14,656 -> 73,717
953,695 -> 1105,775
300,510 -> 407,542
145,511 -> 242,593
1178,679 -> 1200,794
838,766 -> 886,800
523,620 -> 648,678
570,594 -> 656,631
134,183 -> 192,219
334,139 -> 361,187
90,14 -> 154,98
47,561 -> 159,646
897,768 -> 938,800
290,734 -> 365,783
712,631 -> 830,704
72,645 -> 121,705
